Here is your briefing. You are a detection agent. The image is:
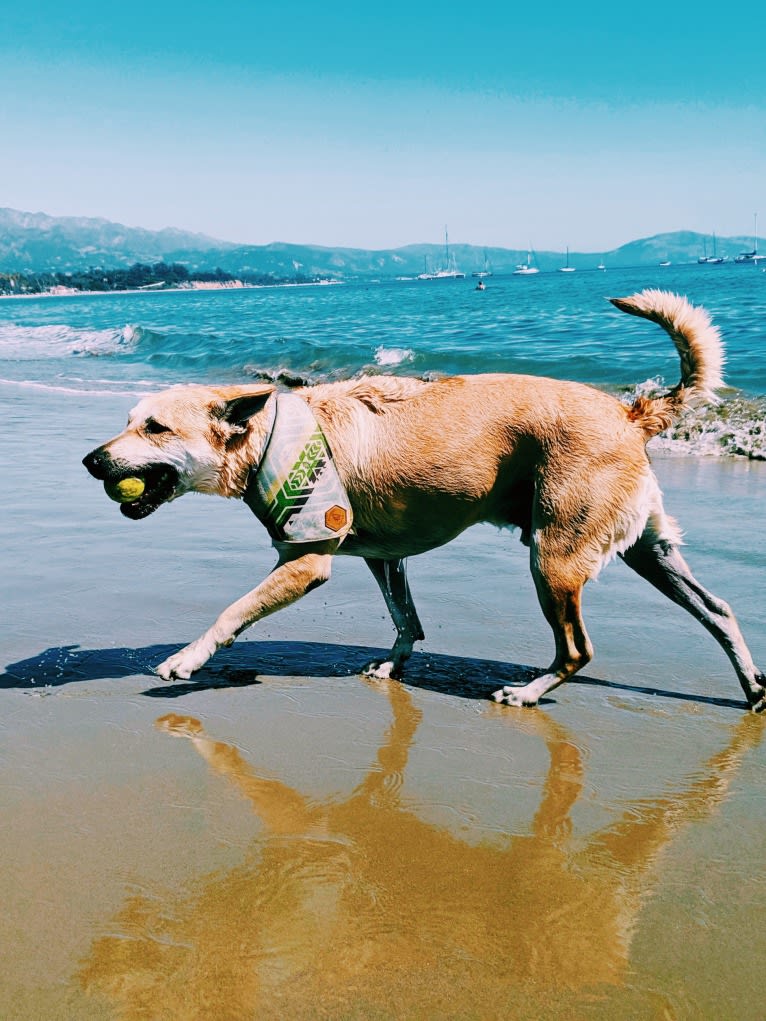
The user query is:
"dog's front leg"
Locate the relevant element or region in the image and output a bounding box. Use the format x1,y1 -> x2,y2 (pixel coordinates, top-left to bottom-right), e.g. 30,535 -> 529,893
156,542 -> 338,681
362,557 -> 425,679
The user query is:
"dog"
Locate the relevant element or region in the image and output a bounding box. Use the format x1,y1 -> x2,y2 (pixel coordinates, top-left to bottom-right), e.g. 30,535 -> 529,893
82,290 -> 766,711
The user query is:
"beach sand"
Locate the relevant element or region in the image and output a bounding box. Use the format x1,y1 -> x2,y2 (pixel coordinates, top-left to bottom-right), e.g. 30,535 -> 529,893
2,385 -> 766,1019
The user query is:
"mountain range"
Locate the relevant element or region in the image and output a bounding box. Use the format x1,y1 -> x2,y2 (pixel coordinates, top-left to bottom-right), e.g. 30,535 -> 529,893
0,207 -> 760,278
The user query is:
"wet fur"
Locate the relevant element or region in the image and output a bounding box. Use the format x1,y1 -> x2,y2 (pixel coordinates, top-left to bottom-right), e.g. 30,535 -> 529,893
83,291 -> 766,711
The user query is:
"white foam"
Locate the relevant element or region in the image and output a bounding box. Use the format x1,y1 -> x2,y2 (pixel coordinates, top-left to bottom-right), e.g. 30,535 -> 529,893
649,403 -> 766,460
0,322 -> 140,360
0,377 -> 154,397
374,346 -> 414,367
621,383 -> 766,460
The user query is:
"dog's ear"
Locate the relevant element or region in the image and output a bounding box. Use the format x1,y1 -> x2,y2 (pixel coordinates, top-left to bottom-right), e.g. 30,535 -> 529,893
216,385 -> 275,429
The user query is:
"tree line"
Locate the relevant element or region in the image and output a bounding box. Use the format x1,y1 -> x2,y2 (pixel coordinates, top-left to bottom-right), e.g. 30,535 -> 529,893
0,261 -> 320,295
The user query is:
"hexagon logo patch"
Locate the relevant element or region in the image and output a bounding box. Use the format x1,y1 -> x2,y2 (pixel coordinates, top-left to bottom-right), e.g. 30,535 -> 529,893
324,505 -> 348,532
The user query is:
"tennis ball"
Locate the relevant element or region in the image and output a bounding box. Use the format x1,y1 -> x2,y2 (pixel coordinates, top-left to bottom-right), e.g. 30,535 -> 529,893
105,476 -> 145,503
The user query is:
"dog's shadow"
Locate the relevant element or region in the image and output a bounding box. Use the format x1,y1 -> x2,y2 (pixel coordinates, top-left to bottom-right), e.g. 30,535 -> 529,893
0,640 -> 747,710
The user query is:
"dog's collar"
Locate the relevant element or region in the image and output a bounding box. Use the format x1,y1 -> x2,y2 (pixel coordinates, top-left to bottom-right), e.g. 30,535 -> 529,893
243,392 -> 353,544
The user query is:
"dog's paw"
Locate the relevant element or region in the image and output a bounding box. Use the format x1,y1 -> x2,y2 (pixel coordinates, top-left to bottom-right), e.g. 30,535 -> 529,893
361,658 -> 400,681
156,639 -> 214,681
491,685 -> 539,708
156,653 -> 193,681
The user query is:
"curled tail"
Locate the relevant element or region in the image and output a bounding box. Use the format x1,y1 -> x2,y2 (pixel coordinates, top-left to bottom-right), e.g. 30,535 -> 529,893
610,289 -> 726,438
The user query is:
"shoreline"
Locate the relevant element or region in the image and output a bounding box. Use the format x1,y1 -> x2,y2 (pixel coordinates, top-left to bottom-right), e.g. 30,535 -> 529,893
0,278 -> 344,301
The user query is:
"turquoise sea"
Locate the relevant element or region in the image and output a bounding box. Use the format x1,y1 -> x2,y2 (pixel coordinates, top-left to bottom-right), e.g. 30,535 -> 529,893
2,261 -> 766,457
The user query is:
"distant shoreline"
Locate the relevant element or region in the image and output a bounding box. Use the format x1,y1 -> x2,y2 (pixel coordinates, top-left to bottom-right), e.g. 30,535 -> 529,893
4,260 -> 762,300
0,278 -> 344,301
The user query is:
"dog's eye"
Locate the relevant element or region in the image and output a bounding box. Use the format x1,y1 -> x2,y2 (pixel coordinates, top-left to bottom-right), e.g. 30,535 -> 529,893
144,419 -> 171,436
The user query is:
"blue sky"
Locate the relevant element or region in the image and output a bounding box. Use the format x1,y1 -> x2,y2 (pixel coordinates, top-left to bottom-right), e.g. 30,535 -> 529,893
1,1 -> 764,250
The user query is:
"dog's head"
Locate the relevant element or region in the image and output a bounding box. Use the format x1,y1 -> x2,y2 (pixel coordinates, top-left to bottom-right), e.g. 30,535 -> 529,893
83,383 -> 276,519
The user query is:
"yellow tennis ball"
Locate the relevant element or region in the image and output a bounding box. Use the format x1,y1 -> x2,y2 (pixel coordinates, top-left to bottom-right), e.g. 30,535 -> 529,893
105,477 -> 146,503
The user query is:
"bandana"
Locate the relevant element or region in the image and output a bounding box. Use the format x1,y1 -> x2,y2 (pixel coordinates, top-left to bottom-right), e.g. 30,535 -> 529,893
243,393 -> 353,544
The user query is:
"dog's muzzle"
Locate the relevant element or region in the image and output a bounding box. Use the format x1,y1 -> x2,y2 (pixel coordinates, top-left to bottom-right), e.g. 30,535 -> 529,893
83,447 -> 180,520
82,447 -> 113,481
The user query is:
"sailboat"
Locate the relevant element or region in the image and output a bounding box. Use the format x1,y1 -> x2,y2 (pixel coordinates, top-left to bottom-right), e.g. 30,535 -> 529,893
698,233 -> 726,264
597,257 -> 606,271
472,251 -> 493,278
513,247 -> 539,276
416,256 -> 432,280
707,233 -> 726,264
558,246 -> 575,272
735,213 -> 765,264
418,227 -> 465,279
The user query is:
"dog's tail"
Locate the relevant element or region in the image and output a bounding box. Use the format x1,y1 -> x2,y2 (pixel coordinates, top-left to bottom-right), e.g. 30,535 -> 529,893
610,289 -> 725,438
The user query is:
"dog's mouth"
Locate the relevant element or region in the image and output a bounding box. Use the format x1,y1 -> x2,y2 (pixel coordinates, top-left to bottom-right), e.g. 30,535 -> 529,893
114,465 -> 180,520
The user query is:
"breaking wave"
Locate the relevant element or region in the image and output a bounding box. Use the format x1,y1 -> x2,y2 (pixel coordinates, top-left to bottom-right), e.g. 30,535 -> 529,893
0,322 -> 153,359
374,346 -> 415,367
620,379 -> 766,460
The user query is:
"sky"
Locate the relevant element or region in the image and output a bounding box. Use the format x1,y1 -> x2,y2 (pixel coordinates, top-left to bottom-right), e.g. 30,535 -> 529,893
1,1 -> 764,251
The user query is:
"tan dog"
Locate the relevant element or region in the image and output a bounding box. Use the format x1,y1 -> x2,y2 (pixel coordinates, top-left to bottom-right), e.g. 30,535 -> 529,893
83,290 -> 766,711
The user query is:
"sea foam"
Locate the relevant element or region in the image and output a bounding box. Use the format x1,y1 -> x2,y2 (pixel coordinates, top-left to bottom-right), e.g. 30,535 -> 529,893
0,376 -> 152,397
0,322 -> 141,359
374,346 -> 414,367
622,379 -> 766,460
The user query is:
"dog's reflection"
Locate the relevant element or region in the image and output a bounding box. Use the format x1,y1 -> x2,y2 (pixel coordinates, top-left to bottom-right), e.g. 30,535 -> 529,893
78,687 -> 763,1018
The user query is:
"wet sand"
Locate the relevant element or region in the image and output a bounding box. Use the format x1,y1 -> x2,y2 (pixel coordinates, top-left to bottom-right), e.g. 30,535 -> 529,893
2,385 -> 766,1019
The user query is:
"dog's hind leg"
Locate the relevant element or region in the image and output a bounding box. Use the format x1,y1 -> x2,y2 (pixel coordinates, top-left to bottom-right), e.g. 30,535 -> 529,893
620,530 -> 766,712
493,562 -> 594,707
494,488 -> 597,708
362,558 -> 425,680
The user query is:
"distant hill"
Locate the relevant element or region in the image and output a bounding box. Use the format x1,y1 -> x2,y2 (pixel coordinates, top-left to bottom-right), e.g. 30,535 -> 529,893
0,208 -> 233,272
604,230 -> 754,268
0,208 -> 760,277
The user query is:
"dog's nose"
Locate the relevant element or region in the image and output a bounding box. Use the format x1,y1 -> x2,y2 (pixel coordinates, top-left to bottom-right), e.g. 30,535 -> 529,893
82,447 -> 109,480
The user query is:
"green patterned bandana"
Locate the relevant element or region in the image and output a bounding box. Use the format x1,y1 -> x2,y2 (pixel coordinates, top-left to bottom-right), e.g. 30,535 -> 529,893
243,393 -> 353,544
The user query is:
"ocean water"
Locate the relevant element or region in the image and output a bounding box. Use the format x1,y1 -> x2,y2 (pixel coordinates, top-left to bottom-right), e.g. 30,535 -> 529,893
2,261 -> 766,457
